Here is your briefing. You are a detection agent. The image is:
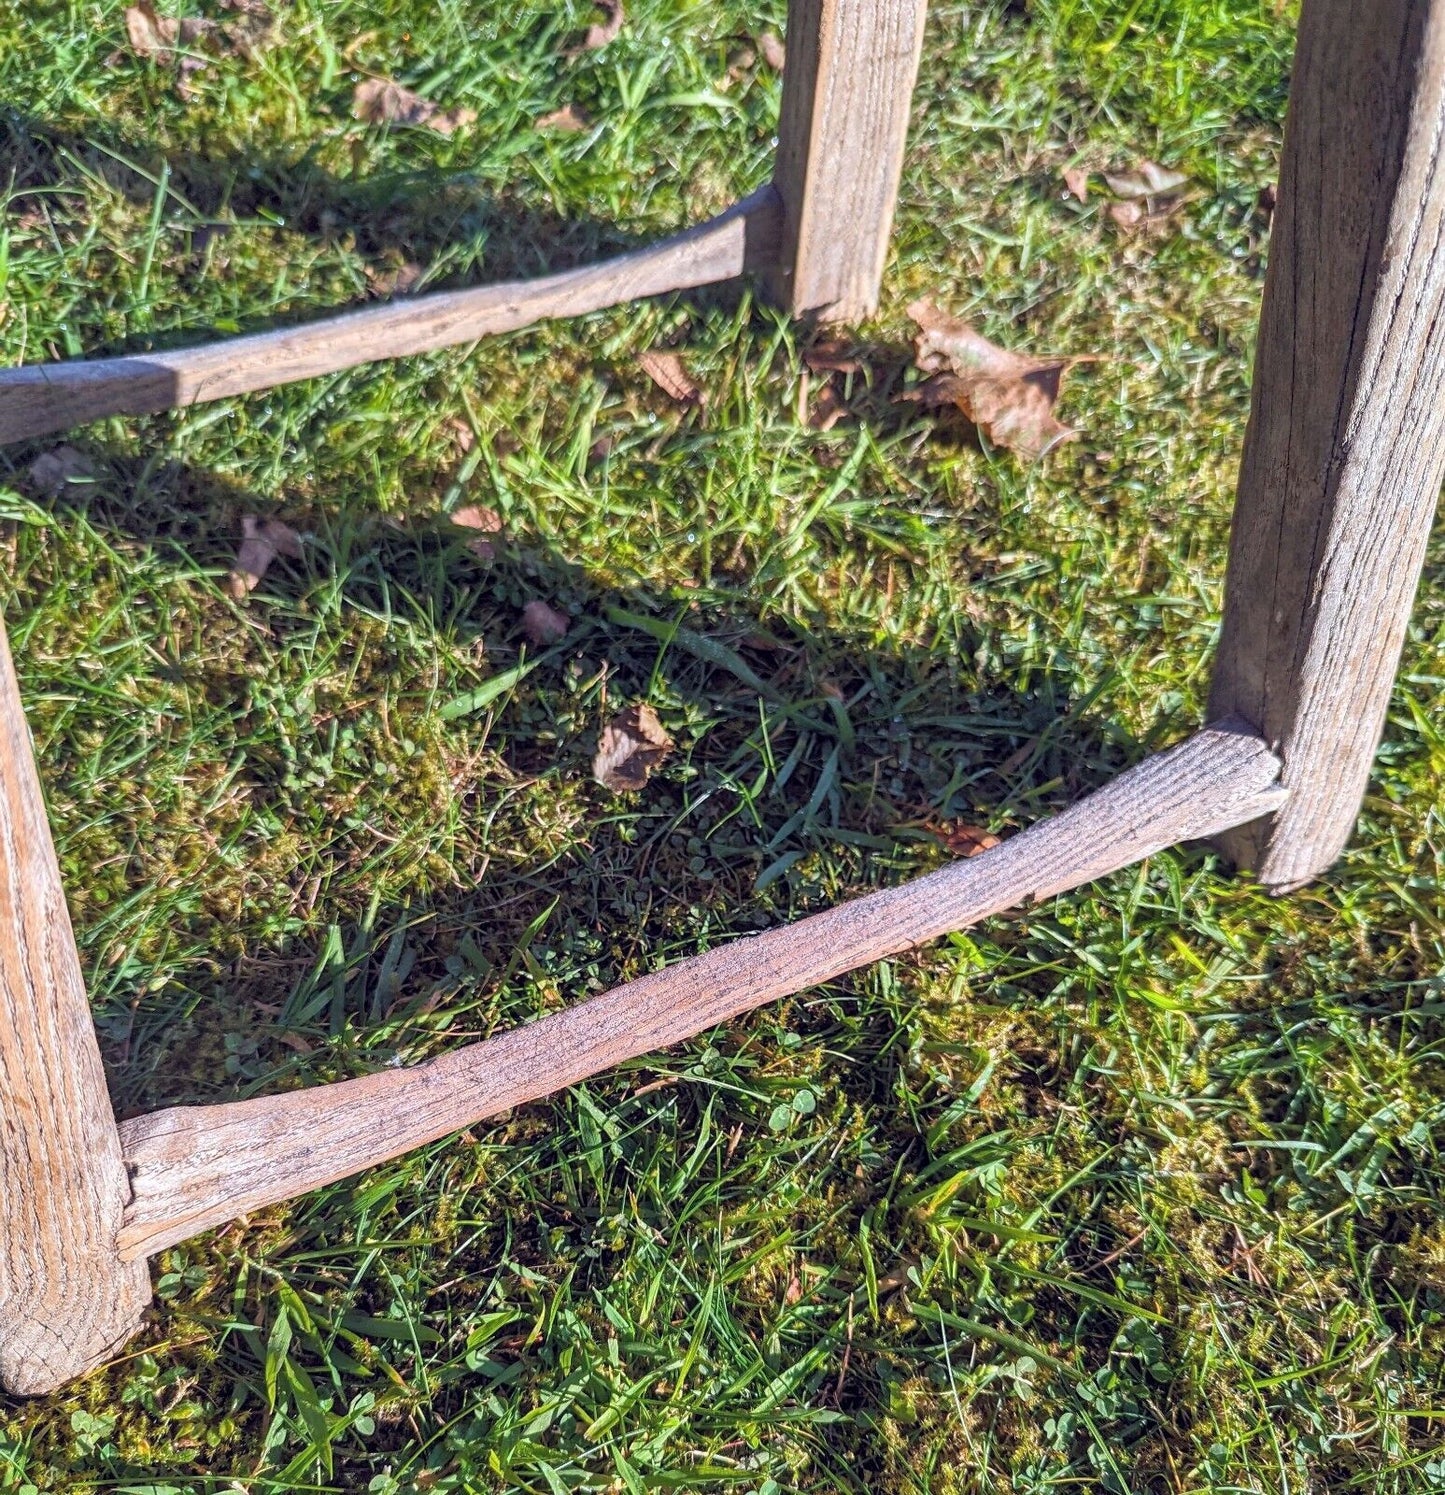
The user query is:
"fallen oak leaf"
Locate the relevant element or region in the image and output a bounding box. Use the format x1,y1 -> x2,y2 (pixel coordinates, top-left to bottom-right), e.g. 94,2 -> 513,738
536,102 -> 590,131
521,599 -> 570,645
577,0 -> 624,51
228,514 -> 303,598
125,1 -> 218,59
1103,159 -> 1188,199
593,704 -> 673,792
907,299 -> 1093,461
809,381 -> 849,432
352,77 -> 476,135
1062,165 -> 1091,201
638,349 -> 705,408
758,30 -> 786,70
218,0 -> 276,56
366,258 -> 423,297
449,503 -> 504,562
930,820 -> 1001,858
803,338 -> 864,375
27,445 -> 97,496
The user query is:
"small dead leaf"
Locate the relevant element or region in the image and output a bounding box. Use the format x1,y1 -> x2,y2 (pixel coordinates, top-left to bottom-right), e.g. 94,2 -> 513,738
352,77 -> 475,136
1062,165 -> 1091,201
1103,159 -> 1187,199
758,30 -> 786,70
907,299 -> 1090,460
579,0 -> 624,50
1257,181 -> 1277,222
218,0 -> 276,56
537,102 -> 590,132
228,514 -> 303,598
521,599 -> 570,645
449,504 -> 504,562
809,382 -> 848,432
1108,199 -> 1146,230
445,415 -> 476,453
930,820 -> 1001,858
803,339 -> 864,375
27,445 -> 96,496
593,704 -> 673,792
366,259 -> 423,297
724,45 -> 755,83
638,349 -> 705,408
125,0 -> 272,63
126,2 -> 194,59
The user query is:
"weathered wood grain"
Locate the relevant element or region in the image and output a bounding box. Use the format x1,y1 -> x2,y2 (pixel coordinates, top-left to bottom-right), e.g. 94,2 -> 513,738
1209,0 -> 1445,891
767,0 -> 927,321
0,187 -> 781,446
118,719 -> 1286,1260
0,614 -> 151,1395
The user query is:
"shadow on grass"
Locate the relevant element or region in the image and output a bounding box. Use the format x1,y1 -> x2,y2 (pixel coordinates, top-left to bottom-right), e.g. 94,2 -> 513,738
0,435 -> 1148,1122
1,106 -> 766,362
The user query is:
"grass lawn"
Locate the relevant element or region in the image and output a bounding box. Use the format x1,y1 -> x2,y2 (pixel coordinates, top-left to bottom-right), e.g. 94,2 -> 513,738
4,0 -> 1445,1488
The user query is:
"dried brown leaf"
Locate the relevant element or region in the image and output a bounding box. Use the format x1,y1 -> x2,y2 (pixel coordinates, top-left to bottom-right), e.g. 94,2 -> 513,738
352,77 -> 475,135
228,514 -> 303,598
931,820 -> 1001,858
580,0 -> 624,50
445,415 -> 475,453
366,259 -> 423,297
125,2 -> 182,57
450,503 -> 503,562
809,382 -> 848,432
724,45 -> 755,82
27,445 -> 96,496
593,704 -> 673,792
1103,159 -> 1187,199
907,299 -> 1089,460
638,349 -> 705,407
1062,165 -> 1091,201
218,0 -> 276,55
125,0 -> 272,63
536,102 -> 591,132
1108,199 -> 1146,230
803,339 -> 864,375
758,30 -> 786,70
521,599 -> 570,646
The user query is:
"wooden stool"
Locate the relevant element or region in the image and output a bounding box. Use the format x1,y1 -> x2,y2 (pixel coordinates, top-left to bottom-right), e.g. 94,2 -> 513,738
2,0 -> 1442,1395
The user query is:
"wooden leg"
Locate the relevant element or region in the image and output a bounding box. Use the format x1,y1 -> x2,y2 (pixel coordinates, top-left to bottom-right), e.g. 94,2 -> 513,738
0,614 -> 150,1395
1209,0 -> 1445,892
768,0 -> 927,322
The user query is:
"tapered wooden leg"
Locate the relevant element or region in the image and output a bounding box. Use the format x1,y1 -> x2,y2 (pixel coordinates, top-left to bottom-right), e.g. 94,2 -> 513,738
1209,0 -> 1445,892
0,613 -> 150,1395
767,0 -> 927,321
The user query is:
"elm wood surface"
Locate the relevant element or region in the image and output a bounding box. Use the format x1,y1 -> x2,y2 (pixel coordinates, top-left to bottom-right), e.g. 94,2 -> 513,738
768,0 -> 928,321
0,186 -> 782,447
1209,0 -> 1445,891
0,614 -> 151,1395
117,719 -> 1287,1262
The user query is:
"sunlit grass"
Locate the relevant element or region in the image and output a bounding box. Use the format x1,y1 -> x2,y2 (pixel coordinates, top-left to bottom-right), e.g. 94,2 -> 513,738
4,1 -> 1445,1491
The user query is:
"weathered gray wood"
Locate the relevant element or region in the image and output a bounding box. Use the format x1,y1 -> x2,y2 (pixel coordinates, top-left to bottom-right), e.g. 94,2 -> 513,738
117,719 -> 1286,1260
0,187 -> 781,446
1209,0 -> 1445,891
767,0 -> 927,321
0,613 -> 151,1395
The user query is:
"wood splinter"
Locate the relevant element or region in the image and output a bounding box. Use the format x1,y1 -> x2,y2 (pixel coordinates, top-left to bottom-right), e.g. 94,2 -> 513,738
118,718 -> 1287,1261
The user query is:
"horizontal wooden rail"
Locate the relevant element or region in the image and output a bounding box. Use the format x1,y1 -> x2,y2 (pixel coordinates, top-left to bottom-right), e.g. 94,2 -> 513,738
118,718 -> 1287,1260
0,187 -> 782,446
